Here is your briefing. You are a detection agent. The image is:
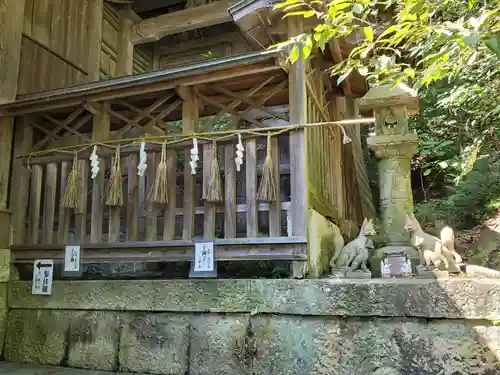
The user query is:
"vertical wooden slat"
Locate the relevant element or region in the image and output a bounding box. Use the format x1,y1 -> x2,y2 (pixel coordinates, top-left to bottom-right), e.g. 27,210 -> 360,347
181,87 -> 198,240
11,118 -> 33,244
87,0 -> 103,81
0,118 -> 13,210
57,161 -> 70,243
245,139 -> 257,237
23,0 -> 34,35
42,163 -> 57,244
0,0 -> 26,103
163,150 -> 177,240
269,137 -> 281,236
145,152 -> 157,241
288,17 -> 308,277
203,144 -> 216,238
90,102 -> 110,243
28,165 -> 42,244
116,9 -> 134,76
224,144 -> 236,238
75,159 -> 88,243
126,154 -> 139,241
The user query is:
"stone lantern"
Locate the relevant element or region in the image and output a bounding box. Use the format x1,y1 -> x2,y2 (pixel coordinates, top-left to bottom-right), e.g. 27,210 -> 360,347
358,83 -> 419,260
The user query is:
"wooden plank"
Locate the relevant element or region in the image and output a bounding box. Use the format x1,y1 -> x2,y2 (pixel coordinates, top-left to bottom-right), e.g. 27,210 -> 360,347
57,161 -> 70,243
0,118 -> 13,210
131,0 -> 234,44
75,160 -> 88,243
203,143 -> 216,238
12,237 -> 308,264
181,87 -> 198,240
126,154 -> 139,241
87,0 -> 104,81
42,163 -> 57,244
288,17 -> 308,278
0,0 -> 26,103
145,152 -> 157,241
163,150 -> 177,240
269,136 -> 281,236
116,8 -> 134,77
224,144 -> 236,238
245,139 -> 257,237
10,118 -> 33,244
23,0 -> 34,35
27,165 -> 42,244
90,102 -> 110,243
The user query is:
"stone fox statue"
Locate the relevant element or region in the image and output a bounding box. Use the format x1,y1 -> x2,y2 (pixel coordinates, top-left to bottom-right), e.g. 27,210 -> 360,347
404,214 -> 462,272
331,218 -> 376,272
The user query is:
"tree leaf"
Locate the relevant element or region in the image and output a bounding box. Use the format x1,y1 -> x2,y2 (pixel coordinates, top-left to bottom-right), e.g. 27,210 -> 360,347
363,26 -> 374,42
352,3 -> 363,14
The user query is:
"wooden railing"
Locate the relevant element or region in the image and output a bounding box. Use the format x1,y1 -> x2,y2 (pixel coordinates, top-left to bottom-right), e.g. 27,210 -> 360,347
17,134 -> 297,246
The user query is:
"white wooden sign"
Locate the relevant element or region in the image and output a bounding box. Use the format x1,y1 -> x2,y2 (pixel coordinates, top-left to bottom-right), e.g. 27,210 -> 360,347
194,242 -> 215,272
32,259 -> 54,295
64,245 -> 81,272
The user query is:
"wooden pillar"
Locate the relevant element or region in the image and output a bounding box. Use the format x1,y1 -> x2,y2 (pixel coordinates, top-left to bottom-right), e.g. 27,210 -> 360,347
117,9 -> 134,77
0,0 -> 26,103
90,102 -> 110,243
10,117 -> 33,244
288,17 -> 308,278
179,87 -> 198,240
0,119 -> 13,211
87,0 -> 104,81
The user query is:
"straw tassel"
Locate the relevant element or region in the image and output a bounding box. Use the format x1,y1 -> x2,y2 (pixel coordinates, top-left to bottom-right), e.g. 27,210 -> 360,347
257,133 -> 277,202
105,146 -> 124,206
203,140 -> 223,203
61,153 -> 80,210
151,142 -> 169,204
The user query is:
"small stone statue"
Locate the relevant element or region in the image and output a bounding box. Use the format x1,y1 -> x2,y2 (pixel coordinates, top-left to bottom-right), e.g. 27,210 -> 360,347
404,213 -> 462,273
331,218 -> 376,277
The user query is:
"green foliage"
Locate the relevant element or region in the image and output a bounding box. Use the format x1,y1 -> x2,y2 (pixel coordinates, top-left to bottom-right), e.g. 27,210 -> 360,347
273,0 -> 500,88
415,157 -> 500,229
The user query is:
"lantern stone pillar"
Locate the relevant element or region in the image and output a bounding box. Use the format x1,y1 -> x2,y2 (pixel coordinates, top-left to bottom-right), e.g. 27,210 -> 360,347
358,83 -> 419,259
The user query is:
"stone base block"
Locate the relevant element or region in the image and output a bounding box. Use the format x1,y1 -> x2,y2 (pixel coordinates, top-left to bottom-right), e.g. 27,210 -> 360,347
345,270 -> 372,279
416,265 -> 449,278
119,314 -> 189,375
330,268 -> 347,278
68,312 -> 121,371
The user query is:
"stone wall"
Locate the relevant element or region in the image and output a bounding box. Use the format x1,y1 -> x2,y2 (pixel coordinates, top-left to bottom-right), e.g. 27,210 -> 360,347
4,279 -> 500,375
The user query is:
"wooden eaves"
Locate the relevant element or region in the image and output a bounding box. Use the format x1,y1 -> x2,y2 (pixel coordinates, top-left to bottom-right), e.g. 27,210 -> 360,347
0,50 -> 286,116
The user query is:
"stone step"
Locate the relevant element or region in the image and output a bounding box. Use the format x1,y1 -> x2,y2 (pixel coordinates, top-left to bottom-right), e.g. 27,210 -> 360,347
0,362 -> 142,375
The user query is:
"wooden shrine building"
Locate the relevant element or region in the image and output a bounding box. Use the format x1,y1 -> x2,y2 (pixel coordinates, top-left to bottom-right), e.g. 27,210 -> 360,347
0,0 -> 375,278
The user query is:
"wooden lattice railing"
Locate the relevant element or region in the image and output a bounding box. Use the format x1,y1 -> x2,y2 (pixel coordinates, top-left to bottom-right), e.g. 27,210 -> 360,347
18,134 -> 296,246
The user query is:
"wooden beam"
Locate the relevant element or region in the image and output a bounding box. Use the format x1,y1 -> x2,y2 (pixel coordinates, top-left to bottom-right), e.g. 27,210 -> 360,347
87,0 -> 104,81
181,87 -> 198,240
329,38 -> 353,97
116,8 -> 135,76
10,117 -> 33,244
0,0 -> 26,103
0,118 -> 13,210
288,17 -> 308,278
131,0 -> 234,44
132,0 -> 184,13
